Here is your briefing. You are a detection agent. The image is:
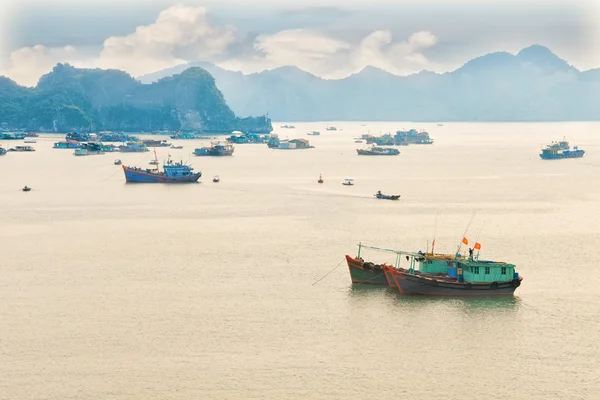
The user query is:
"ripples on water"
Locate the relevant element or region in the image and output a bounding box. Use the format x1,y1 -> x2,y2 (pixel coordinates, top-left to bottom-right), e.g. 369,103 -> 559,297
1,123 -> 599,399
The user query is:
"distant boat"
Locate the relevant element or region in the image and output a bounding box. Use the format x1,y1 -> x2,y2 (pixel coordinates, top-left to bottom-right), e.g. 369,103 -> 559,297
149,159 -> 159,165
114,159 -> 122,165
539,138 -> 584,160
119,141 -> 149,152
213,175 -> 220,183
307,131 -> 320,136
194,142 -> 234,156
22,186 -> 32,192
374,191 -> 400,200
170,145 -> 183,149
25,132 -> 39,137
53,140 -> 80,149
318,174 -> 323,184
143,139 -> 171,147
122,159 -> 201,183
357,146 -> 400,156
342,178 -> 354,186
280,125 -> 295,129
326,126 -> 337,131
170,132 -> 201,140
9,145 -> 35,152
24,138 -> 37,143
0,147 -> 7,156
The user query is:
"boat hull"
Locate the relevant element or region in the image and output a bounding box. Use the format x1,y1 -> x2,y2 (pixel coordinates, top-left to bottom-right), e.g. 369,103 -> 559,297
345,255 -> 389,285
356,149 -> 399,156
540,150 -> 584,160
390,270 -> 521,296
122,166 -> 201,183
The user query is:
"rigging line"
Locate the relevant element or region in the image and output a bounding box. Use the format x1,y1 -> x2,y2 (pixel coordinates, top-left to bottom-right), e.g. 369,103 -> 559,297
312,259 -> 345,286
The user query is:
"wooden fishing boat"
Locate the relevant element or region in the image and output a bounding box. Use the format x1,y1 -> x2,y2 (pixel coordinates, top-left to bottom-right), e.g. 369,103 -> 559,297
346,243 -> 522,296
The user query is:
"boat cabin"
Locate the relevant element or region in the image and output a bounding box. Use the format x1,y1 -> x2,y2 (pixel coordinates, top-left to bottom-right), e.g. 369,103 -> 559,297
457,260 -> 517,283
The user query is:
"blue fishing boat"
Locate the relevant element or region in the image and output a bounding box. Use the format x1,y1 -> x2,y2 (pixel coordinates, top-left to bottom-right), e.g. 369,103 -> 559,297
375,191 -> 400,200
0,147 -> 7,156
0,132 -> 27,140
65,130 -> 90,142
540,139 -> 584,160
122,151 -> 201,183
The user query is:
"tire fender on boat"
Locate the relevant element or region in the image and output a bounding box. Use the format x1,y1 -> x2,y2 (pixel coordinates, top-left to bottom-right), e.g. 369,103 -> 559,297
490,282 -> 499,289
511,279 -> 521,288
465,282 -> 472,289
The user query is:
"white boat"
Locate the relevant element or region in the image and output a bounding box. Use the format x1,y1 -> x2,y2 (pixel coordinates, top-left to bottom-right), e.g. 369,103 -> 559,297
24,138 -> 37,143
342,178 -> 354,186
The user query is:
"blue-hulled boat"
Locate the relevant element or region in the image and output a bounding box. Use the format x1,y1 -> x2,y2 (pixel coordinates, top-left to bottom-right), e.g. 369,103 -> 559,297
0,147 -> 7,156
374,191 -> 400,200
540,139 -> 584,160
122,157 -> 201,183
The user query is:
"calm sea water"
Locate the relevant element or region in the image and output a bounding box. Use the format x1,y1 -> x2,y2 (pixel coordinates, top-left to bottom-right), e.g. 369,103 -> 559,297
1,122 -> 599,399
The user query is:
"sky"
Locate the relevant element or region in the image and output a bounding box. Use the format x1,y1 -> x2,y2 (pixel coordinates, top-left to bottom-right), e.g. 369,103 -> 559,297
0,0 -> 598,86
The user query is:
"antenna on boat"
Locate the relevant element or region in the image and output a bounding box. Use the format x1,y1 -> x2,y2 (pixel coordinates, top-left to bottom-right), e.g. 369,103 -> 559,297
456,210 -> 476,257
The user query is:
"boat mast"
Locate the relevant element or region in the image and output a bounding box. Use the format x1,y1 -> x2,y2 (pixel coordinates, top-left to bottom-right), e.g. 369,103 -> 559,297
153,148 -> 158,167
456,211 -> 476,257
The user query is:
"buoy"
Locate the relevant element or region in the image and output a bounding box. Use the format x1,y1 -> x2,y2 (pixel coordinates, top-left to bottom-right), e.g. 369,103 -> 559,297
318,174 -> 323,184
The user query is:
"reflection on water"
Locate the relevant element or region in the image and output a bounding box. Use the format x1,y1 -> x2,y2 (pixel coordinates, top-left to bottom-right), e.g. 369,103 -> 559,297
347,283 -> 521,312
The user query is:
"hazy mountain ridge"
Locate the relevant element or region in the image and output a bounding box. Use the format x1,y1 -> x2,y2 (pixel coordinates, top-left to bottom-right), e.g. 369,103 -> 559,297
0,64 -> 272,133
138,45 -> 600,121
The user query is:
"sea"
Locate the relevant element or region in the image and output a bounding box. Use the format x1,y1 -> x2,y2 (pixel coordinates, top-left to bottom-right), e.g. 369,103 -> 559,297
1,122 -> 599,400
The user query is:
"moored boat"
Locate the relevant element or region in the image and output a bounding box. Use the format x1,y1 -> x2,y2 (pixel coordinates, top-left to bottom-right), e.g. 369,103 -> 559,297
122,156 -> 201,183
193,142 -> 234,156
0,147 -> 7,156
539,138 -> 584,160
9,145 -> 35,152
375,191 -> 400,200
119,141 -> 149,152
357,146 -> 400,156
346,243 -> 522,296
53,140 -> 81,149
345,255 -> 389,285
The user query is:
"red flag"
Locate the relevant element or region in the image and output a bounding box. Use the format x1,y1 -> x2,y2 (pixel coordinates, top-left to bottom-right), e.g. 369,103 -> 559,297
462,237 -> 469,245
474,242 -> 481,250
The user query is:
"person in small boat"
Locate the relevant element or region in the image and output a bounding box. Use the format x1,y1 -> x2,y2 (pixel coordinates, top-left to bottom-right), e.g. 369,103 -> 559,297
377,190 -> 381,195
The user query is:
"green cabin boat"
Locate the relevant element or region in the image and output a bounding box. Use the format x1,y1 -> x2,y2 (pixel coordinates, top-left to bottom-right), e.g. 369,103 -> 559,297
346,243 -> 522,296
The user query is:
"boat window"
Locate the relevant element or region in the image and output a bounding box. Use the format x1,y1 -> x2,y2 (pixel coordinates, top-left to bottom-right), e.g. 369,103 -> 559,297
485,266 -> 490,274
501,267 -> 507,275
473,266 -> 480,274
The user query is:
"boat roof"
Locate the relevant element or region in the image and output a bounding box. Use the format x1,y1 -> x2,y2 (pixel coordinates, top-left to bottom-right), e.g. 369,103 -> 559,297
344,178 -> 354,181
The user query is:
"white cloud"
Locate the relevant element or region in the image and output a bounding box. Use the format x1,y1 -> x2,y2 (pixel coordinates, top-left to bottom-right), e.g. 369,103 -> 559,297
97,4 -> 236,75
0,4 -> 440,85
1,44 -> 79,86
